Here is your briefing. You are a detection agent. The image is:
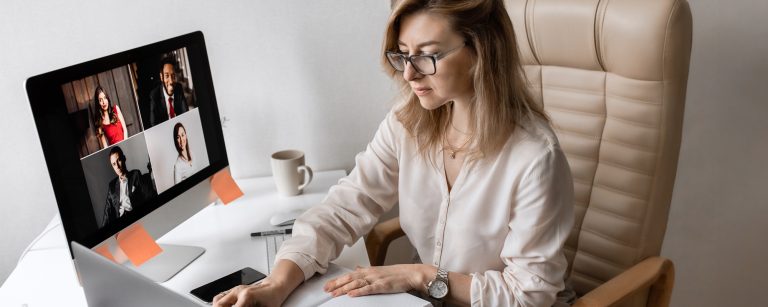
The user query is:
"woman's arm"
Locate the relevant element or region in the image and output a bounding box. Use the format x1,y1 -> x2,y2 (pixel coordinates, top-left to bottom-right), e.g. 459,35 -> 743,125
275,111 -> 402,280
116,105 -> 127,137
98,128 -> 108,148
326,264 -> 473,306
469,146 -> 574,306
173,162 -> 180,184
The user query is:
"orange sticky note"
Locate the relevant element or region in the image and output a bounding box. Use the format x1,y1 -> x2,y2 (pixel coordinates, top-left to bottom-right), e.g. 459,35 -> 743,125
211,168 -> 244,205
94,244 -> 116,262
116,223 -> 163,267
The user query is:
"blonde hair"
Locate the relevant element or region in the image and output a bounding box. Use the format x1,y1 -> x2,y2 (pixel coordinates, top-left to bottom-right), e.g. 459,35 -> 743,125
383,0 -> 547,162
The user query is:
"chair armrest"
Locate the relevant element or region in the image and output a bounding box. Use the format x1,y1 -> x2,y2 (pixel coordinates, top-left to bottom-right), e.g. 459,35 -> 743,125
573,256 -> 674,307
365,217 -> 405,266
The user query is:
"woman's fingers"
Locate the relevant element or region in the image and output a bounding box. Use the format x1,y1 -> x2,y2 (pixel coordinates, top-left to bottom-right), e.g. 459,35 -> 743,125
347,281 -> 378,297
330,278 -> 370,297
212,285 -> 246,306
324,273 -> 357,292
212,289 -> 236,306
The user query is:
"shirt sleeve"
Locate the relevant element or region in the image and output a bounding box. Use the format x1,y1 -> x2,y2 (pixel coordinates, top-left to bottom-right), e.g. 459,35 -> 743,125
276,111 -> 401,280
173,159 -> 181,184
470,144 -> 574,307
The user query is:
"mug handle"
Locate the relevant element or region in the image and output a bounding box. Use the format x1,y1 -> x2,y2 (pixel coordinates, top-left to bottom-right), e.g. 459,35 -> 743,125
297,165 -> 313,191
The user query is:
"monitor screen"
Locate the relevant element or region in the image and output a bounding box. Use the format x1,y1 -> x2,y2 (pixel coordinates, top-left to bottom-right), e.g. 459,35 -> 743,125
26,31 -> 227,255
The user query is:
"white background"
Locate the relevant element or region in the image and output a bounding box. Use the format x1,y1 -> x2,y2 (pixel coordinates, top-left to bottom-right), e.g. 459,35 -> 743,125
0,1 -> 766,306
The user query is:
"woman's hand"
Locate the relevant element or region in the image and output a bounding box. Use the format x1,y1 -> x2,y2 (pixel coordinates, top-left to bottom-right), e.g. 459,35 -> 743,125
324,264 -> 432,298
213,259 -> 305,307
212,277 -> 288,307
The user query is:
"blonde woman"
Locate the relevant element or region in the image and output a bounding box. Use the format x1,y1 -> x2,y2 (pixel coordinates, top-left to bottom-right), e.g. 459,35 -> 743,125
215,0 -> 574,306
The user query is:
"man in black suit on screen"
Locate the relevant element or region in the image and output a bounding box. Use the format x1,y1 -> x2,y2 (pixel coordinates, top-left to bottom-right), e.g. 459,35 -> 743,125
148,57 -> 189,128
101,146 -> 156,228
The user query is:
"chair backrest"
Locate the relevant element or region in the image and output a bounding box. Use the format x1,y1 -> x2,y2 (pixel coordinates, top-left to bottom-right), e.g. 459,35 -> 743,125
505,0 -> 692,303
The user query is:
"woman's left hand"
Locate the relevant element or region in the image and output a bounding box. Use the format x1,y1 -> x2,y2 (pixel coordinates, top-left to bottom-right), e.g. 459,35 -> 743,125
324,264 -> 429,297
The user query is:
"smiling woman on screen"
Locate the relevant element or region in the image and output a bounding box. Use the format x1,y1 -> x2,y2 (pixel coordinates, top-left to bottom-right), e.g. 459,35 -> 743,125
172,122 -> 194,184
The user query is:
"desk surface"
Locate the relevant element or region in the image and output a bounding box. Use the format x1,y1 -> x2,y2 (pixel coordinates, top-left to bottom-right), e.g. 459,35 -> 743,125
1,170 -> 426,306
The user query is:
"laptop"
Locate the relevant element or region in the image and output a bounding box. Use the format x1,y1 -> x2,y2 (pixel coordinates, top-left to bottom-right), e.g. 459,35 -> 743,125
72,241 -> 203,307
72,241 -> 431,307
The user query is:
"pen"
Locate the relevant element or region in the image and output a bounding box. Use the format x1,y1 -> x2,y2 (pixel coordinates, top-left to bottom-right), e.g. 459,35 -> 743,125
250,228 -> 292,237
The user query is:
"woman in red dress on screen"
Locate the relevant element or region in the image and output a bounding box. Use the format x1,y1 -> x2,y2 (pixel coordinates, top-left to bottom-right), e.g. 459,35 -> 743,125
93,86 -> 127,147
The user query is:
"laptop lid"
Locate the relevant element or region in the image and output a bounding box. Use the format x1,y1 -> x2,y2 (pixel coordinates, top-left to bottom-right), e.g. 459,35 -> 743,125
71,242 -> 203,307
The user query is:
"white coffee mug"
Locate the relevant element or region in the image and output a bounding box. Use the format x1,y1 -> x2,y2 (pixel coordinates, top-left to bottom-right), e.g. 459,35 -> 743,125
271,150 -> 313,196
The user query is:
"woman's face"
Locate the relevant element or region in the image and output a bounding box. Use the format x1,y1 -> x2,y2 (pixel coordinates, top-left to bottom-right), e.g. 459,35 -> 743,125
176,127 -> 187,151
397,12 -> 475,110
98,92 -> 109,111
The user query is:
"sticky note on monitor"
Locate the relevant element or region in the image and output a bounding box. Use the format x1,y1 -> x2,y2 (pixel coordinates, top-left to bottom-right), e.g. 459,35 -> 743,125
94,244 -> 116,262
116,223 -> 163,267
211,168 -> 244,205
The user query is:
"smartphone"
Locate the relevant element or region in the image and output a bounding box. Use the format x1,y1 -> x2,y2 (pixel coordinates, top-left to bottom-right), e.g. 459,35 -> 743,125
190,267 -> 267,303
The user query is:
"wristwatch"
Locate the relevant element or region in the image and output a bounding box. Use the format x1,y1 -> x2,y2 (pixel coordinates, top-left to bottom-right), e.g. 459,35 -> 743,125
427,267 -> 450,300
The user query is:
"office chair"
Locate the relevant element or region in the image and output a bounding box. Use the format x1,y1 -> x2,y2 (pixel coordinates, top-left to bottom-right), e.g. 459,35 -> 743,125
366,0 -> 692,306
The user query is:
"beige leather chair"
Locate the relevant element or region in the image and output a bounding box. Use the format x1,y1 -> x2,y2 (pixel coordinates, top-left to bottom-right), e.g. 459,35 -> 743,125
366,0 -> 692,306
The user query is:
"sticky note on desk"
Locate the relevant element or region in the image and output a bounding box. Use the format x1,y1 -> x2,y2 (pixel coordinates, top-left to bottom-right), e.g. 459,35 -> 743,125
94,244 -> 116,262
116,223 -> 163,267
211,168 -> 244,205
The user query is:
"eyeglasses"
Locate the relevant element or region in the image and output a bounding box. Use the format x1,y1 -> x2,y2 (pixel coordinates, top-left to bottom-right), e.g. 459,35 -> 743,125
385,44 -> 465,75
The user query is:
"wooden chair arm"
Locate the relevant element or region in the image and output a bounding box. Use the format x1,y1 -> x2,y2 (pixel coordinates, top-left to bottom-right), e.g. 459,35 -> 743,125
573,256 -> 675,307
365,217 -> 405,266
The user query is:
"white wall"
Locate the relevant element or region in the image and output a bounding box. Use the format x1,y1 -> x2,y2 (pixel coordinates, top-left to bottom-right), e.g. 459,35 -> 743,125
661,0 -> 768,306
2,1 -> 767,307
0,0 -> 394,285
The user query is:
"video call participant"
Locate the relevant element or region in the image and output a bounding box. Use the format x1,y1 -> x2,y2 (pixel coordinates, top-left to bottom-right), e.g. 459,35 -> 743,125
214,0 -> 574,306
173,122 -> 195,183
101,146 -> 157,228
148,57 -> 189,127
93,86 -> 127,147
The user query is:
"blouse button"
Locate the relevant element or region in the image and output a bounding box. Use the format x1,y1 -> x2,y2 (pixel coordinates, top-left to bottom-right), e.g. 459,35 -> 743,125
532,276 -> 541,284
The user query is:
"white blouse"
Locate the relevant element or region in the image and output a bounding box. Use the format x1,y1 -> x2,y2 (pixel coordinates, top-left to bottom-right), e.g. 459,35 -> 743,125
173,156 -> 194,184
276,109 -> 574,306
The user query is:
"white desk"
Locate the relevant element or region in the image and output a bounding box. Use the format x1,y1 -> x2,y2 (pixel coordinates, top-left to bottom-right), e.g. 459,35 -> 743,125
1,170 -> 428,306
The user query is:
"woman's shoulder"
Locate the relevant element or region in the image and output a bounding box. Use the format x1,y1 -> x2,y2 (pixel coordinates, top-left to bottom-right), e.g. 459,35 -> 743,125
520,115 -> 560,148
502,115 -> 562,160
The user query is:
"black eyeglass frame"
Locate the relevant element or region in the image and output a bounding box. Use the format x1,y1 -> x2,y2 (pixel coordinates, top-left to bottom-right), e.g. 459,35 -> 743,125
385,43 -> 466,75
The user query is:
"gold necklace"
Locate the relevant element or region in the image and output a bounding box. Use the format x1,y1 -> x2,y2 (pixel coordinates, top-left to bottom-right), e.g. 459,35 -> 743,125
444,134 -> 472,159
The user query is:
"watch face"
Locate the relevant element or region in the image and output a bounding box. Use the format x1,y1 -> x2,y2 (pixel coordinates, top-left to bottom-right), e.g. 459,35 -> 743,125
429,279 -> 449,299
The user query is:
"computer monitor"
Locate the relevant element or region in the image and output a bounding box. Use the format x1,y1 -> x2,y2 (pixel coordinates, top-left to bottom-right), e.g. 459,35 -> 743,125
26,31 -> 227,282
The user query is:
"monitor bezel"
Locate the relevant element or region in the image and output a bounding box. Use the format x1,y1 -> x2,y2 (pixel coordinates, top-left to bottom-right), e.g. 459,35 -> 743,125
26,31 -> 228,255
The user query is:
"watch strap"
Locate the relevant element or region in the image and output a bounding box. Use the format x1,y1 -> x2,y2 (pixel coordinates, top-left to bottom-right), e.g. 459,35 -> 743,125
437,268 -> 448,281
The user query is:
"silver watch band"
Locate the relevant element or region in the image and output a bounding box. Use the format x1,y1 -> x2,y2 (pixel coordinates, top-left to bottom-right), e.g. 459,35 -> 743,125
437,268 -> 448,281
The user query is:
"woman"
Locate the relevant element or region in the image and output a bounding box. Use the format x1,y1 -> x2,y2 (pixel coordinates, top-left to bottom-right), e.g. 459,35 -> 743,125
173,122 -> 194,183
93,86 -> 127,147
214,0 -> 574,306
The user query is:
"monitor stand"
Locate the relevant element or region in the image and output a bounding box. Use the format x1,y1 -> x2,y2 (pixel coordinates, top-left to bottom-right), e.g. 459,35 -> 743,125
125,244 -> 205,282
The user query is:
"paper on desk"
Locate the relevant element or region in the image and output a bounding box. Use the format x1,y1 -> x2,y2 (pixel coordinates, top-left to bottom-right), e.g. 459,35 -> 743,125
211,168 -> 244,204
115,223 -> 163,267
283,263 -> 431,307
319,292 -> 432,307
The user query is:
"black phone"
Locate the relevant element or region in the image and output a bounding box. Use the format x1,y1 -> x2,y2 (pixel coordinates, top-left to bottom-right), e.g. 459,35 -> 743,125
190,267 -> 267,303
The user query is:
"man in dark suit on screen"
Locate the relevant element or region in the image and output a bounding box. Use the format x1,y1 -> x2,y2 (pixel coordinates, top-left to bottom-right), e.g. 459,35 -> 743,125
148,57 -> 189,128
101,146 -> 156,228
